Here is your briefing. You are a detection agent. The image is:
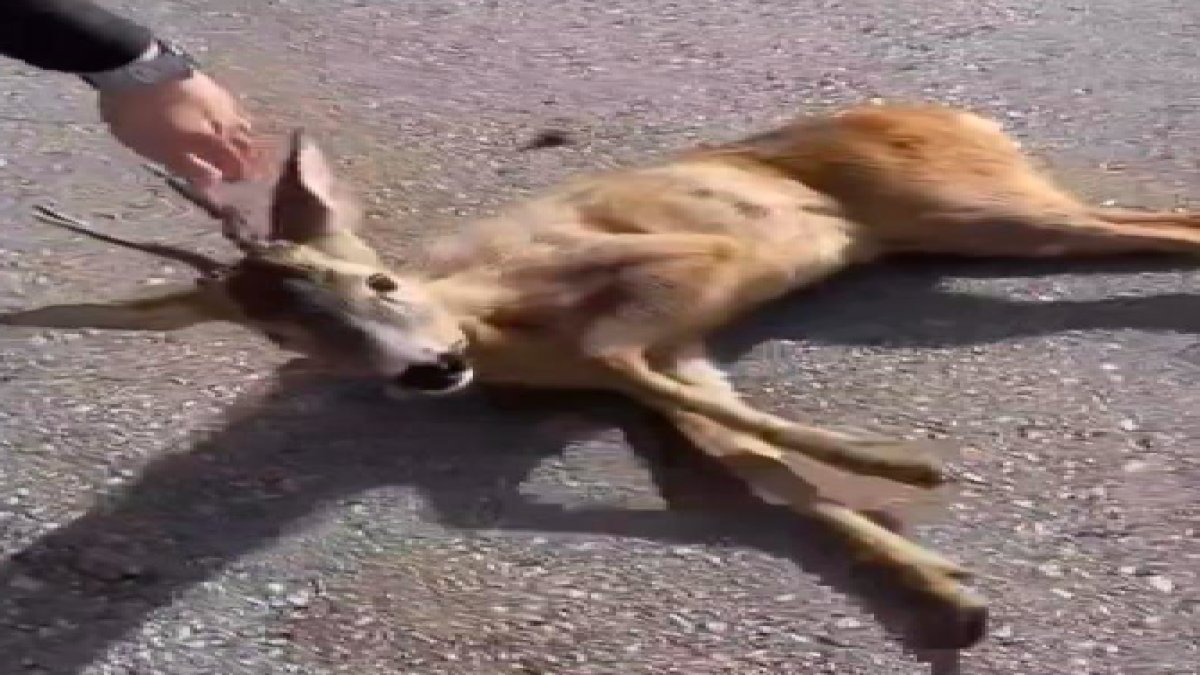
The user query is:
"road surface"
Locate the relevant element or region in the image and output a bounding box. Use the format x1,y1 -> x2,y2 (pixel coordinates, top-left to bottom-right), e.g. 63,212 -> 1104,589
1,0 -> 1198,673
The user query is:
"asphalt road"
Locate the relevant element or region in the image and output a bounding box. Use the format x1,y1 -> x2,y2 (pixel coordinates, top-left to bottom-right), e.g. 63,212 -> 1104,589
2,1 -> 1199,673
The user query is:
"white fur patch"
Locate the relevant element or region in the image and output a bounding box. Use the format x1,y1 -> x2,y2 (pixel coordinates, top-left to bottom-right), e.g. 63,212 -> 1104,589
672,356 -> 735,393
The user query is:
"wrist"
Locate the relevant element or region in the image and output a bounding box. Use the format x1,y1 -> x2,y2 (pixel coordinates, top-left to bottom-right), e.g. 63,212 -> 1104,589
80,39 -> 199,92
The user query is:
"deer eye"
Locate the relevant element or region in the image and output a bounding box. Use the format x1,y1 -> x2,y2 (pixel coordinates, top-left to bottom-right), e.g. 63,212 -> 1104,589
367,273 -> 398,293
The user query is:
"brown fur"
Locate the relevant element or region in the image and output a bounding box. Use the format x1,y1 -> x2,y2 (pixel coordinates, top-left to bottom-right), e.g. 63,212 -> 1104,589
10,102 -> 1200,649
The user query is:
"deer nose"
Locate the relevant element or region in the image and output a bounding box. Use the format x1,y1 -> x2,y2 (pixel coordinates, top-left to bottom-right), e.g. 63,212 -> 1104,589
393,352 -> 472,393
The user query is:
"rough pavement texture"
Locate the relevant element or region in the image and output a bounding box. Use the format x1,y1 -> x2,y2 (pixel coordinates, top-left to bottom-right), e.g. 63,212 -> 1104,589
2,0 -> 1199,673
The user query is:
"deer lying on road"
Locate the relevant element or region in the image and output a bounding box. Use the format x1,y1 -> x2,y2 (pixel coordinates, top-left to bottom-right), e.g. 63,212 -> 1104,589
7,102 -> 1200,649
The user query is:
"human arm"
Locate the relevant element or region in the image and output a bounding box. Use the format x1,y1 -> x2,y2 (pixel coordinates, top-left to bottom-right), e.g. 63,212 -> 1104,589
0,0 -> 261,189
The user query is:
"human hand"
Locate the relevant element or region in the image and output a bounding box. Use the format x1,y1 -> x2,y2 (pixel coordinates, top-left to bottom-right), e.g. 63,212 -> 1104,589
97,71 -> 266,191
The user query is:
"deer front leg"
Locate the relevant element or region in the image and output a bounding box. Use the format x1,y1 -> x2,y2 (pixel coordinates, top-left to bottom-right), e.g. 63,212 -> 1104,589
642,342 -> 983,644
566,237 -> 949,487
593,346 -> 948,487
656,343 -> 953,521
657,401 -> 986,649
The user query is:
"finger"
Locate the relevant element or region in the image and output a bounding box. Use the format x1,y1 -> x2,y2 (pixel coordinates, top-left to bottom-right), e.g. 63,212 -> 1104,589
227,130 -> 257,158
169,153 -> 224,193
187,133 -> 249,181
237,137 -> 282,181
214,113 -> 253,145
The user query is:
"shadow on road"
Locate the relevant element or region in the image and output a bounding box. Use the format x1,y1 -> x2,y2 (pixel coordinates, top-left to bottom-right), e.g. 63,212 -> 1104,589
1,255 -> 1197,674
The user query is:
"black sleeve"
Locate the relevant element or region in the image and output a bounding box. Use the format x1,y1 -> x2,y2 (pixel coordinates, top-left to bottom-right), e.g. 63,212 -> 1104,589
0,0 -> 156,74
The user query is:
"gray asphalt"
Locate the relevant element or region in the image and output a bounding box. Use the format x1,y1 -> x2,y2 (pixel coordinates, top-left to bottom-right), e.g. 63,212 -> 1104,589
2,0 -> 1199,673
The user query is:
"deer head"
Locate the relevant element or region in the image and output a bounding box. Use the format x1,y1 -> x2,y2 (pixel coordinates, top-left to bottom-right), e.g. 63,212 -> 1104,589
1,131 -> 473,395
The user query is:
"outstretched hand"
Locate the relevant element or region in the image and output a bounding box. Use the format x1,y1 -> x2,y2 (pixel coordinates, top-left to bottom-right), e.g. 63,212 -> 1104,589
97,71 -> 269,191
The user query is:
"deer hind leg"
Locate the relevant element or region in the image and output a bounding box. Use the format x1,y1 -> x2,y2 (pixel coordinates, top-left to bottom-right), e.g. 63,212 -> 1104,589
1088,206 -> 1200,230
999,208 -> 1200,257
896,160 -> 1200,258
886,203 -> 1200,259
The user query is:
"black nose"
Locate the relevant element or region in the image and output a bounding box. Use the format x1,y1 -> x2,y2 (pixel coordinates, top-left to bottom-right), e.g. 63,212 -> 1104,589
394,352 -> 469,392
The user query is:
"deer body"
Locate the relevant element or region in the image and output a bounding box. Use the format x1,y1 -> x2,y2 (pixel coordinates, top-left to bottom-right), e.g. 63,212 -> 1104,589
424,157 -> 868,384
10,102 -> 1200,650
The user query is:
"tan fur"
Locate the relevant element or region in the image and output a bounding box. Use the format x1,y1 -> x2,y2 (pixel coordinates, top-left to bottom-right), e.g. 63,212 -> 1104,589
10,102 -> 1200,649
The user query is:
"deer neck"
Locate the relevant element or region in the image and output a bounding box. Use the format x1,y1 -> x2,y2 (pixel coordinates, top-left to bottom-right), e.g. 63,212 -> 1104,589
424,268 -> 517,324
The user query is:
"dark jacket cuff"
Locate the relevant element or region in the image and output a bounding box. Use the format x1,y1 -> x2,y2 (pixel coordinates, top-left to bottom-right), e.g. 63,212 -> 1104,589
0,0 -> 156,74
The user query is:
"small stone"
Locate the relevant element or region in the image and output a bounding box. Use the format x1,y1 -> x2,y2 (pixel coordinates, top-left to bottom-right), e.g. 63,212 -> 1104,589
519,129 -> 574,151
1147,576 -> 1174,593
1118,418 -> 1138,431
961,472 -> 988,485
286,590 -> 312,607
667,613 -> 693,631
1037,562 -> 1064,578
703,621 -> 729,633
1123,460 -> 1148,473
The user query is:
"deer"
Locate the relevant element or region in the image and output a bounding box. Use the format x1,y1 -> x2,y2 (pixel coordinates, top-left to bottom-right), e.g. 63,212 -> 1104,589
7,101 -> 1200,651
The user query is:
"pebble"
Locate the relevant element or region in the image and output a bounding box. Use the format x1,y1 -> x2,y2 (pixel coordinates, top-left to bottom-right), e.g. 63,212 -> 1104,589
1037,562 -> 1064,578
286,590 -> 313,608
961,472 -> 989,485
667,613 -> 693,631
1147,576 -> 1175,594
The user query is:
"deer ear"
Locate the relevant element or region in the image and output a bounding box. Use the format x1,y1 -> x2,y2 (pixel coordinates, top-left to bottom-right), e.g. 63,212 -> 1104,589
269,130 -> 380,265
0,285 -> 235,332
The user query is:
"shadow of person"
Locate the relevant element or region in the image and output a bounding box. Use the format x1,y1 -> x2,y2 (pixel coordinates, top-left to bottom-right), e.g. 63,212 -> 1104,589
1,254 -> 1196,673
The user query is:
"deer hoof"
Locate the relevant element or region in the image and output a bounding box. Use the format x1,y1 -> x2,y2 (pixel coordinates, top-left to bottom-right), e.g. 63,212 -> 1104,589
905,593 -> 989,651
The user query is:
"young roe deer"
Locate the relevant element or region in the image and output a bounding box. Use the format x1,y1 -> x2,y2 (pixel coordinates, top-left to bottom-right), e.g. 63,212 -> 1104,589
7,101 -> 1200,649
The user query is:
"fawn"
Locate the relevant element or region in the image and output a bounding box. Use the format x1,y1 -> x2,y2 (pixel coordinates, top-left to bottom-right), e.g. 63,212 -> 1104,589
8,102 -> 1200,649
